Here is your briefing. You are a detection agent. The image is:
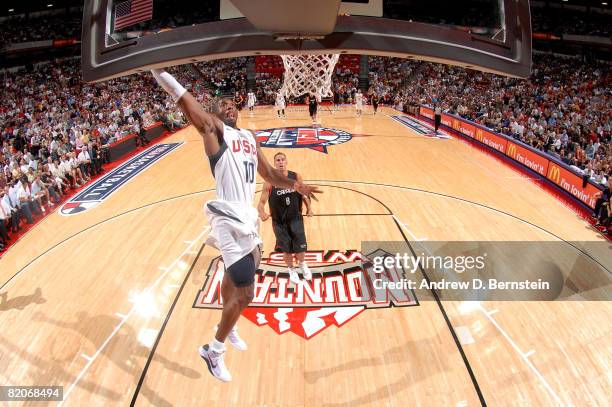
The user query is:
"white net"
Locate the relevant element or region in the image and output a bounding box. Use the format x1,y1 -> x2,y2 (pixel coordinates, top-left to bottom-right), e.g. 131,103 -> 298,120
280,54 -> 340,98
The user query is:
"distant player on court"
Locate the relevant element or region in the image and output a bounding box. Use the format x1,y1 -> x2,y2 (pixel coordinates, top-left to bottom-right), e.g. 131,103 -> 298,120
151,68 -> 320,383
247,91 -> 256,114
258,152 -> 313,284
308,92 -> 318,125
355,90 -> 364,116
233,92 -> 244,110
372,92 -> 381,115
275,91 -> 286,118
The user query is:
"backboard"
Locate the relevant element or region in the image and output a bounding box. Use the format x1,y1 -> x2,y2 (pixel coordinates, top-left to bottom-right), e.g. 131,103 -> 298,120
81,0 -> 531,82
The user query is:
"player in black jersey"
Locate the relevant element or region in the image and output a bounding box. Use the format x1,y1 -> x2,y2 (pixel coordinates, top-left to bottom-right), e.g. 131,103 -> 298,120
372,93 -> 381,115
307,93 -> 318,125
233,92 -> 244,110
258,152 -> 313,284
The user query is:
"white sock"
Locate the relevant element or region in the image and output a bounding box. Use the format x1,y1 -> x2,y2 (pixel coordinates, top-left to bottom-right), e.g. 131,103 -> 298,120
210,338 -> 225,352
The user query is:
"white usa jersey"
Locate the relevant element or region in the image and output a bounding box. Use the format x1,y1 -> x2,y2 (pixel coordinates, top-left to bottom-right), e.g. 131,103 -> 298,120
247,93 -> 256,106
205,125 -> 261,267
210,124 -> 258,204
275,93 -> 285,109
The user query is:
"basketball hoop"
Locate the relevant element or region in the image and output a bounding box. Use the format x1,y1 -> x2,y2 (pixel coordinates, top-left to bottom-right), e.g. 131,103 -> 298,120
280,54 -> 340,98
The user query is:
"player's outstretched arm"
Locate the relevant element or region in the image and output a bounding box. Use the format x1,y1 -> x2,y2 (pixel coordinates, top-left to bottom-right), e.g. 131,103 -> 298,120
297,173 -> 313,216
258,182 -> 271,221
151,69 -> 223,157
255,144 -> 321,201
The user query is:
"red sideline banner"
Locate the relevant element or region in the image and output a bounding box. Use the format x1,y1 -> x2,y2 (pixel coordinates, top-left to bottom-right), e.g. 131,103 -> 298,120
421,107 -> 434,119
445,114 -> 475,138
52,38 -> 78,47
546,163 -> 600,208
506,141 -> 549,176
474,127 -> 507,154
419,107 -> 602,208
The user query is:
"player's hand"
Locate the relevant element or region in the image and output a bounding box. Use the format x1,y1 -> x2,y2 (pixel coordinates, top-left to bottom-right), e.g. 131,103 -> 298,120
294,182 -> 322,201
306,209 -> 314,217
260,212 -> 270,221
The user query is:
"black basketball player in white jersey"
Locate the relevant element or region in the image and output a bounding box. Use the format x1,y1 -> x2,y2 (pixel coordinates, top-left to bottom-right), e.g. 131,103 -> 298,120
151,67 -> 321,383
258,152 -> 312,284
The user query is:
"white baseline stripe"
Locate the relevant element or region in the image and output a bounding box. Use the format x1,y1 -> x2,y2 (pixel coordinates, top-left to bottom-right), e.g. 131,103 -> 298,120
391,214 -> 428,241
478,304 -> 564,406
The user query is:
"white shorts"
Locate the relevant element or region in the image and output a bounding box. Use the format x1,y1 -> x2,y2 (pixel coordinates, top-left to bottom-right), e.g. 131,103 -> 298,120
204,200 -> 262,268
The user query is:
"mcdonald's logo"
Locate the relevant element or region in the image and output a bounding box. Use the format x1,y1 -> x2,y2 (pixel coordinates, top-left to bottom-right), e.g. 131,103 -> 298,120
507,143 -> 517,158
549,165 -> 561,184
476,129 -> 484,142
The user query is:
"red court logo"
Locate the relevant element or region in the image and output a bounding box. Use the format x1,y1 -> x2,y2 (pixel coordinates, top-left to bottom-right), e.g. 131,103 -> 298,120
193,250 -> 418,339
255,127 -> 352,153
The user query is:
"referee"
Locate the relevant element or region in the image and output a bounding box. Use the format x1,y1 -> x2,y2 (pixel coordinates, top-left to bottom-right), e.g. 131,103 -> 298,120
434,104 -> 442,134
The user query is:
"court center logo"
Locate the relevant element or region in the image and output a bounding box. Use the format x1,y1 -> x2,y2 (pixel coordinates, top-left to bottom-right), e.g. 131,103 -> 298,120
255,127 -> 352,153
193,249 -> 418,339
60,143 -> 183,216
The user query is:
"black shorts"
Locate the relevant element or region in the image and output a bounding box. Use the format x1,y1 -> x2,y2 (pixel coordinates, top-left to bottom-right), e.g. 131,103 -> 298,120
309,104 -> 317,116
273,217 -> 307,253
226,252 -> 256,287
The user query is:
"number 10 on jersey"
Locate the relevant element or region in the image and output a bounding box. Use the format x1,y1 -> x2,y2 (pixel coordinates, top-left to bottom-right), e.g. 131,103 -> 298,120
243,161 -> 255,183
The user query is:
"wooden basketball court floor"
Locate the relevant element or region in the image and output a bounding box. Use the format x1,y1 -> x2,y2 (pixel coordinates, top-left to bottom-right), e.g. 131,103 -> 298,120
0,106 -> 610,406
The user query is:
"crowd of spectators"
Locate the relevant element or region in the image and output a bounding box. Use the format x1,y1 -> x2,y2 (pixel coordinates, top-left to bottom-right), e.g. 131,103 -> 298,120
196,58 -> 247,96
0,58 -> 203,250
1,15 -> 81,49
368,56 -> 416,107
531,7 -> 610,37
332,68 -> 360,104
369,54 -> 611,189
254,73 -> 282,105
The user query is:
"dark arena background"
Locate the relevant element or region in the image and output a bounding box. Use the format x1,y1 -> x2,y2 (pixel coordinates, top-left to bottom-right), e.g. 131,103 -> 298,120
0,1 -> 610,406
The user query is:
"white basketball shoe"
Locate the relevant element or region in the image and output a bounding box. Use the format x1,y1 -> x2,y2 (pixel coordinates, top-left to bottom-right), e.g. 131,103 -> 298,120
300,262 -> 312,281
288,267 -> 300,284
199,345 -> 232,382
